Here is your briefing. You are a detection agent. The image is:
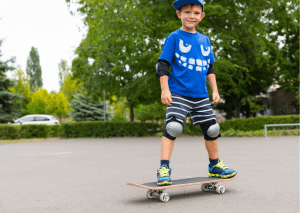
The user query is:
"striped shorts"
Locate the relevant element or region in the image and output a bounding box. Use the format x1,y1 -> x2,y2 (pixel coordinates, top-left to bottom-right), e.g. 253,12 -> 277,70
166,93 -> 216,125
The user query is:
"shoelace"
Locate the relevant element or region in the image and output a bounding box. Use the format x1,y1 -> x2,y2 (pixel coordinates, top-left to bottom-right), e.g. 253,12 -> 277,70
215,161 -> 228,170
159,167 -> 170,177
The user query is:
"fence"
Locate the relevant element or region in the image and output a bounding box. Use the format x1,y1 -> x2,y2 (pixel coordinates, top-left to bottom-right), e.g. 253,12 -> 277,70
264,123 -> 300,138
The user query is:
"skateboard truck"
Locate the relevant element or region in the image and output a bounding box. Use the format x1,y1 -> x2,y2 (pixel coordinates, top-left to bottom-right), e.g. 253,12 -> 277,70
146,189 -> 170,202
201,182 -> 225,194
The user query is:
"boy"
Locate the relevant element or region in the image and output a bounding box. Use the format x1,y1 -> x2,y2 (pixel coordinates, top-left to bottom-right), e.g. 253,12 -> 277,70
155,0 -> 237,186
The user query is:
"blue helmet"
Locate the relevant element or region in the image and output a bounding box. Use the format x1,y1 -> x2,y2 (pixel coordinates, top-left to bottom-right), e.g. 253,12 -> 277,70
173,0 -> 205,12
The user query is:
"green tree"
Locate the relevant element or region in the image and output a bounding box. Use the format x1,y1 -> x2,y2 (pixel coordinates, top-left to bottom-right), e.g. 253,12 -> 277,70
66,0 -> 292,120
70,93 -> 109,121
61,73 -> 82,103
271,0 -> 299,106
9,66 -> 32,115
135,102 -> 166,123
0,41 -> 23,123
58,59 -> 70,91
26,88 -> 49,114
47,92 -> 69,123
66,0 -> 170,121
26,47 -> 43,91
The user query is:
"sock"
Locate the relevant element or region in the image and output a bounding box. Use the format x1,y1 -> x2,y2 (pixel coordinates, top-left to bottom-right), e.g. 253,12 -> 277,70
160,160 -> 170,168
209,158 -> 219,167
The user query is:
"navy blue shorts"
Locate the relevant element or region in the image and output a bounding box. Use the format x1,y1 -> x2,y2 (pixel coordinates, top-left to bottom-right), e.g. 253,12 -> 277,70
166,93 -> 216,125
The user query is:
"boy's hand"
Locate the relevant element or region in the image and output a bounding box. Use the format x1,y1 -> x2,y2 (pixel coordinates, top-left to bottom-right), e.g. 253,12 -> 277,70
212,91 -> 220,104
161,90 -> 172,106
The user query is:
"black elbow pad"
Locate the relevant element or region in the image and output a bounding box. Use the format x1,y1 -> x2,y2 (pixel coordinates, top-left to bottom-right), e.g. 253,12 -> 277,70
207,64 -> 215,75
155,60 -> 170,78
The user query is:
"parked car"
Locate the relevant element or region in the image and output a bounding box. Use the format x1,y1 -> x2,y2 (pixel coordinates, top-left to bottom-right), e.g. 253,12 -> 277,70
12,115 -> 59,125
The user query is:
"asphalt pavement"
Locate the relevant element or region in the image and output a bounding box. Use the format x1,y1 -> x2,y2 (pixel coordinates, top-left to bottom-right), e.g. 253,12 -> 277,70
0,136 -> 299,213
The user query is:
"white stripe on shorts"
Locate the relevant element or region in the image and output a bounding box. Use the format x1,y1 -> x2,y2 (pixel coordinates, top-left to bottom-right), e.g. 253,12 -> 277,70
191,113 -> 215,119
167,106 -> 190,113
169,101 -> 192,109
193,103 -> 211,109
166,112 -> 186,118
195,109 -> 213,113
193,117 -> 216,125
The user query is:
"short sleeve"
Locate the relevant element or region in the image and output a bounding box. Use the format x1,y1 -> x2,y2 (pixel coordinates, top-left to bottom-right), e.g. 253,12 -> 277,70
207,37 -> 216,64
158,34 -> 176,64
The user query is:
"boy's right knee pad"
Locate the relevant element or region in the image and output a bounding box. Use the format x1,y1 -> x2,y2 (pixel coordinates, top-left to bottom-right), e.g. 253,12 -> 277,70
163,117 -> 183,140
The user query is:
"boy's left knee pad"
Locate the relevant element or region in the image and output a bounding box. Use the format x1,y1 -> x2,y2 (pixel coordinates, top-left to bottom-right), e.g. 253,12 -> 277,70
200,119 -> 221,141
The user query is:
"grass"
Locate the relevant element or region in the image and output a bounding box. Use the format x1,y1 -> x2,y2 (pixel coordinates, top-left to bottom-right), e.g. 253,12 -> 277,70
0,137 -> 59,145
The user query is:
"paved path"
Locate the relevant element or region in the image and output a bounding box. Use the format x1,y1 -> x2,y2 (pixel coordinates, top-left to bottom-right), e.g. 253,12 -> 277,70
0,136 -> 299,213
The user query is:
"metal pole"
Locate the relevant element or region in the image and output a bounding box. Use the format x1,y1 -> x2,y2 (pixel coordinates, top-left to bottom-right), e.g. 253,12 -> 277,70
264,125 -> 267,138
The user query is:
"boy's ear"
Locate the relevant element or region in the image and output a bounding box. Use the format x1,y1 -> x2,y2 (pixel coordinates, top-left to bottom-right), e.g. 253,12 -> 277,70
200,12 -> 205,20
176,10 -> 181,19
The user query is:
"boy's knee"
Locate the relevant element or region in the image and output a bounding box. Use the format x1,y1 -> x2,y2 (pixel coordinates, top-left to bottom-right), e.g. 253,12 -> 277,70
163,117 -> 183,140
200,119 -> 221,141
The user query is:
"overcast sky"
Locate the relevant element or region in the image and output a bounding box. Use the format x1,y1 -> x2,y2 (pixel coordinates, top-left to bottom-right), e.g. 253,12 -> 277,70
0,0 -> 86,92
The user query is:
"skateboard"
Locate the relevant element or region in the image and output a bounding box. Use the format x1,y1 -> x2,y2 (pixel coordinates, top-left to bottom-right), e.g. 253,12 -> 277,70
126,174 -> 237,202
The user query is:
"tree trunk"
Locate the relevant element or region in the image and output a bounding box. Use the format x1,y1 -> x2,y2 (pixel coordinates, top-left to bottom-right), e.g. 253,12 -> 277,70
130,102 -> 134,122
235,101 -> 241,118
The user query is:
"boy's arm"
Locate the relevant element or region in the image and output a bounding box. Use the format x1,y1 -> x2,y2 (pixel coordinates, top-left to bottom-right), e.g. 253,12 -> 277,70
207,73 -> 220,104
160,75 -> 172,106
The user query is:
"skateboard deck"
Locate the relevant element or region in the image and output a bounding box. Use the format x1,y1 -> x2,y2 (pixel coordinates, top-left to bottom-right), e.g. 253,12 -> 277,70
126,174 -> 237,202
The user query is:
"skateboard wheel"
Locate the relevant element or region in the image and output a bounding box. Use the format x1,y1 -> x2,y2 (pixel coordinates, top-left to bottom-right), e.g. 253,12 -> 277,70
201,184 -> 209,192
216,186 -> 225,194
146,190 -> 154,199
159,193 -> 170,202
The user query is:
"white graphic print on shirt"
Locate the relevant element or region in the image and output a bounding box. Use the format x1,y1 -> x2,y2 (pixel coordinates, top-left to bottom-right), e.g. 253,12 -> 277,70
177,39 -> 210,71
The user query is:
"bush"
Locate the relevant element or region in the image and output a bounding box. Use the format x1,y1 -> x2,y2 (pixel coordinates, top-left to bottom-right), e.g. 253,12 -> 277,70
59,121 -> 162,138
0,125 -> 21,140
185,115 -> 299,136
20,125 -> 49,138
110,113 -> 127,121
48,125 -> 60,137
0,124 -> 60,140
219,115 -> 299,132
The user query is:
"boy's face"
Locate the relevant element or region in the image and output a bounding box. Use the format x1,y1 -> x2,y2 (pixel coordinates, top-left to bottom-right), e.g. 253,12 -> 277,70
176,5 -> 205,33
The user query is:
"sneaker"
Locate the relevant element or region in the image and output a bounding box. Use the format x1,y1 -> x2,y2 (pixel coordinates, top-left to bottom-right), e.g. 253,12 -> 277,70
208,160 -> 237,178
157,165 -> 172,186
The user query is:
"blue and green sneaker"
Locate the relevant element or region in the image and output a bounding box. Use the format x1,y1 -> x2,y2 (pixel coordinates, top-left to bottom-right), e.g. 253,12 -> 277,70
157,165 -> 172,186
208,160 -> 237,178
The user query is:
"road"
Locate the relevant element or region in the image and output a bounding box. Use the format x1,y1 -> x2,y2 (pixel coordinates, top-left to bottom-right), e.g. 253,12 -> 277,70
0,136 -> 299,213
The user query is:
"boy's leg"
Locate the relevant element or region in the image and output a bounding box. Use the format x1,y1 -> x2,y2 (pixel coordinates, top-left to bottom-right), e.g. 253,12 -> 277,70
161,136 -> 174,160
205,139 -> 219,159
205,138 -> 237,178
157,136 -> 174,186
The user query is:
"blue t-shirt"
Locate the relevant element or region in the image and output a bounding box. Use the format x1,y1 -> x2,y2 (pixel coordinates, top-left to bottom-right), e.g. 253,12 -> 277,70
159,29 -> 216,98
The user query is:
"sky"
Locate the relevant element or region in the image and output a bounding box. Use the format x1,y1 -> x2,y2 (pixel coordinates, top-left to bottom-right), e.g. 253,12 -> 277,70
0,0 -> 86,92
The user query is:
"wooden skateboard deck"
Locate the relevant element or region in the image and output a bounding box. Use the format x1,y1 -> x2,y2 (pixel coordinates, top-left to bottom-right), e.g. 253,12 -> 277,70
126,174 -> 237,202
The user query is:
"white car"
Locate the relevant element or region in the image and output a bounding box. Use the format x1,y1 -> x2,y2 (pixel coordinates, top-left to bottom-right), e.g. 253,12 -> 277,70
12,115 -> 59,125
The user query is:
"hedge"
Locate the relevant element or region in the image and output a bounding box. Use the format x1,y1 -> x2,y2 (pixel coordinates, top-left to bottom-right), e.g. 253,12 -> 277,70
186,115 -> 299,136
59,121 -> 161,138
0,124 -> 60,140
0,115 -> 298,140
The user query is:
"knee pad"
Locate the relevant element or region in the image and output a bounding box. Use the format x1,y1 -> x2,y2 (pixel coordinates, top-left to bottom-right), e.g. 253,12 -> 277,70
200,119 -> 221,141
163,117 -> 183,140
